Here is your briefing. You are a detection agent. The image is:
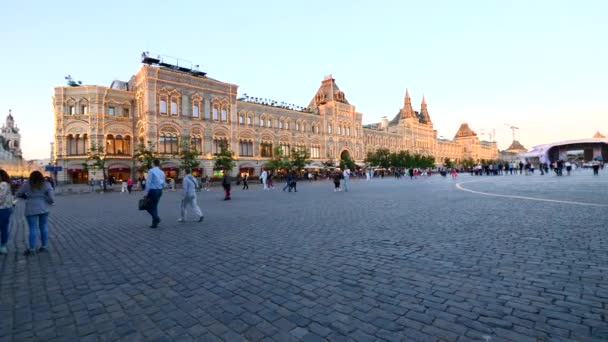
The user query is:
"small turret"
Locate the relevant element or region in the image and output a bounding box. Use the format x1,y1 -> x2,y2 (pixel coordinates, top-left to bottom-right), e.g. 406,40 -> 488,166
401,89 -> 415,119
419,96 -> 432,125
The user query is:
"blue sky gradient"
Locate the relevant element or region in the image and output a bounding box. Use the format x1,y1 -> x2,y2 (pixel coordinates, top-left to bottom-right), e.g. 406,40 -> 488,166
1,0 -> 607,159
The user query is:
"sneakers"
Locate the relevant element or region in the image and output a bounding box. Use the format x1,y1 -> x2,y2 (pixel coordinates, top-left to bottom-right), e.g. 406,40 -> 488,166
0,246 -> 7,255
198,216 -> 204,223
23,249 -> 35,256
38,246 -> 48,253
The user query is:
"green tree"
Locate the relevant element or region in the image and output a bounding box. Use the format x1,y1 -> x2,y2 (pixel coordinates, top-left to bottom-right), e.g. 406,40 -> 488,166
364,150 -> 378,167
213,146 -> 235,173
266,146 -> 290,171
86,142 -> 107,191
321,159 -> 336,169
133,140 -> 159,172
444,158 -> 454,168
461,157 -> 475,170
290,147 -> 311,171
375,148 -> 391,169
179,137 -> 201,171
340,153 -> 355,171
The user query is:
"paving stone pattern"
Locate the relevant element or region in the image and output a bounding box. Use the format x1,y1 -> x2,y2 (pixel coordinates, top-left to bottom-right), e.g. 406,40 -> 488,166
1,171 -> 607,341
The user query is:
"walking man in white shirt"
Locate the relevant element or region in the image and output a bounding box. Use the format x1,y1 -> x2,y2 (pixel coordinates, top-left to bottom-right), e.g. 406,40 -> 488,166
260,169 -> 268,190
178,169 -> 204,223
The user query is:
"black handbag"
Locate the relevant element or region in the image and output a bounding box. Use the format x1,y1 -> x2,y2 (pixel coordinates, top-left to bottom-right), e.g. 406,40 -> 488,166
138,196 -> 150,210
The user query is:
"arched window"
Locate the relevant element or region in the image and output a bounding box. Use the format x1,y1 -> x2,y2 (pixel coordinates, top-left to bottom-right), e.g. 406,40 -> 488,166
123,136 -> 131,155
246,115 -> 252,125
159,97 -> 168,115
266,117 -> 272,128
259,116 -> 265,127
212,137 -> 229,154
285,121 -> 290,130
106,134 -> 115,155
191,134 -> 202,152
260,142 -> 273,157
296,122 -> 300,131
239,139 -> 253,157
221,108 -> 228,121
212,107 -> 219,120
159,128 -> 179,154
239,114 -> 244,125
328,124 -> 332,134
170,99 -> 178,116
279,120 -> 284,129
192,95 -> 202,119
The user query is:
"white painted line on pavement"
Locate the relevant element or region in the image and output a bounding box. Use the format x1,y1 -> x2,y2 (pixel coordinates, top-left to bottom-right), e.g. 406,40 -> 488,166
455,179 -> 608,207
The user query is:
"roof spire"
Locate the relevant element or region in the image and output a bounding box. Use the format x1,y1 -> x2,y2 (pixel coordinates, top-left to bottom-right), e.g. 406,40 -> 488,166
419,96 -> 432,125
401,89 -> 415,119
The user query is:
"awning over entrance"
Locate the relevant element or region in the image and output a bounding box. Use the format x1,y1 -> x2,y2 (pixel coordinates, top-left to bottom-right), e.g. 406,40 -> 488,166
67,164 -> 84,172
108,164 -> 131,171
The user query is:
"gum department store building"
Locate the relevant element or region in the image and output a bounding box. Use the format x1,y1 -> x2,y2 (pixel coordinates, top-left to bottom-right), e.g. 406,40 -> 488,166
53,54 -> 497,183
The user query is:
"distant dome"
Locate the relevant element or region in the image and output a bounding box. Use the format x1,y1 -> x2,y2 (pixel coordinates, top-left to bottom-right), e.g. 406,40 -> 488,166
593,131 -> 605,138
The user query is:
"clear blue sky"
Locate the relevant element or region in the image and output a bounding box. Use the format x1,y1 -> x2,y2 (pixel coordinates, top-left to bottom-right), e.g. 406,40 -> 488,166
1,0 -> 607,159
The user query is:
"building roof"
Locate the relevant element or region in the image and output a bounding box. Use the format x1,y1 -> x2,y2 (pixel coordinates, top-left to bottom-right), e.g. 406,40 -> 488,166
308,75 -> 349,108
506,140 -> 526,152
593,131 -> 605,138
454,123 -> 477,139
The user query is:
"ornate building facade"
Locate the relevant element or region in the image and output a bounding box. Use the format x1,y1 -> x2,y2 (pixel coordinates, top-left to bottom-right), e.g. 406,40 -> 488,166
53,56 -> 497,183
1,110 -> 23,161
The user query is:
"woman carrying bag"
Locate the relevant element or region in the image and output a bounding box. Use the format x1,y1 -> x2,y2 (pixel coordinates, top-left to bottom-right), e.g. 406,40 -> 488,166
16,171 -> 55,256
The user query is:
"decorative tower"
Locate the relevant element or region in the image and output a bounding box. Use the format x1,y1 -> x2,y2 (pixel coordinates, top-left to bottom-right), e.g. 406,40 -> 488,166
0,109 -> 22,159
419,96 -> 432,125
401,89 -> 416,119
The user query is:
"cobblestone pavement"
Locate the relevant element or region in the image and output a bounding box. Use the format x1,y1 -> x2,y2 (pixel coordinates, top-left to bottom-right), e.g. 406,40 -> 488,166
1,170 -> 607,341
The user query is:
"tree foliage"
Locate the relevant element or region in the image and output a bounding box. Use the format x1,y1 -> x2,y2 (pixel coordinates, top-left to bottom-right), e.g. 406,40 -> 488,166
365,148 -> 435,169
266,146 -> 290,171
213,146 -> 235,172
179,137 -> 201,171
289,147 -> 312,171
133,140 -> 159,172
340,153 -> 355,170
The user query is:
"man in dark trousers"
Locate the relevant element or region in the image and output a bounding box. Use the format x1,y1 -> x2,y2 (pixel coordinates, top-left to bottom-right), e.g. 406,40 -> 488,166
242,174 -> 249,190
222,171 -> 231,200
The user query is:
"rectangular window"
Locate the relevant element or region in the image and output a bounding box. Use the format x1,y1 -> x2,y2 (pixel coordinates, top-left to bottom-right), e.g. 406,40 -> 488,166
160,100 -> 167,114
81,105 -> 88,115
108,106 -> 116,116
221,109 -> 227,121
259,118 -> 264,127
213,108 -> 218,120
171,101 -> 178,115
247,116 -> 252,125
193,105 -> 200,118
68,106 -> 75,115
123,108 -> 129,117
239,115 -> 244,124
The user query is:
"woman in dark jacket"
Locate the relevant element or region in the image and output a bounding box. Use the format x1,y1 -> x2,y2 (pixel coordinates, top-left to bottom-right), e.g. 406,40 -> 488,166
16,171 -> 55,255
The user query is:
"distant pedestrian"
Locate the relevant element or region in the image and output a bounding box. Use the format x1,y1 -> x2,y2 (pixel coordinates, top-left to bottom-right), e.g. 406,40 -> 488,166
451,168 -> 458,179
121,180 -> 128,193
342,168 -> 351,192
178,169 -> 204,223
267,172 -> 274,189
222,171 -> 231,200
242,174 -> 249,190
145,159 -> 165,228
204,175 -> 210,191
260,170 -> 268,190
0,169 -> 14,255
333,172 -> 341,192
127,178 -> 133,193
16,171 -> 55,256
